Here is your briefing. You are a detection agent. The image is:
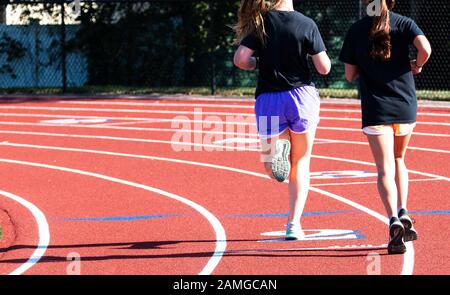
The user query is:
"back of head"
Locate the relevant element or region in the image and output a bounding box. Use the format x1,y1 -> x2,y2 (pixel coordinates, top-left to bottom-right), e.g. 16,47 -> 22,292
233,0 -> 283,46
369,0 -> 396,61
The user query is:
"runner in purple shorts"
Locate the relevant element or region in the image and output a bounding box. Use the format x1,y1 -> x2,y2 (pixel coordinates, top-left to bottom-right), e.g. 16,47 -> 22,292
233,0 -> 331,240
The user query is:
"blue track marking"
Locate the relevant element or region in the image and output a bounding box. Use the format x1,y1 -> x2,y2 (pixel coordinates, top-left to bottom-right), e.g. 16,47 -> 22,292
60,210 -> 353,222
62,213 -> 189,221
409,210 -> 450,215
59,210 -> 448,223
224,210 -> 353,218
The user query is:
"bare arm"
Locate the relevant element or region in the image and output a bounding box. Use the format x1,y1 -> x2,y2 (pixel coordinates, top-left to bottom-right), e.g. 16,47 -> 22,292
411,35 -> 432,75
344,63 -> 360,82
233,45 -> 257,71
311,51 -> 331,75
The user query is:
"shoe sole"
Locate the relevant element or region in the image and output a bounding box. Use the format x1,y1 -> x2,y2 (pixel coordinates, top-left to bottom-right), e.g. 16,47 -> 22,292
272,140 -> 291,183
388,223 -> 406,255
400,217 -> 418,242
285,236 -> 299,241
285,234 -> 304,241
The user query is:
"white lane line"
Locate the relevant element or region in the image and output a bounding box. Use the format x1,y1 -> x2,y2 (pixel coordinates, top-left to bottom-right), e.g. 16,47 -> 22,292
0,130 -> 261,152
0,142 -> 415,275
316,138 -> 450,154
0,142 -> 268,179
0,128 -> 448,155
308,188 -> 414,275
0,158 -> 226,276
402,243 -> 415,275
3,140 -> 446,184
1,119 -> 450,139
313,154 -> 450,182
58,100 -> 256,109
0,120 -> 447,138
319,116 -> 450,127
0,106 -> 254,117
94,120 -> 164,127
5,104 -> 447,119
316,126 -> 450,138
3,133 -> 447,182
57,99 -> 450,110
312,178 -> 441,187
0,130 -> 450,181
0,121 -> 260,138
1,111 -> 449,128
0,190 -> 50,275
2,105 -> 450,122
226,244 -> 389,253
321,108 -> 450,118
0,113 -> 255,126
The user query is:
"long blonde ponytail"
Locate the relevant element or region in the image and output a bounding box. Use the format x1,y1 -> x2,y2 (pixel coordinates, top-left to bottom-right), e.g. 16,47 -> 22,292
233,0 -> 283,46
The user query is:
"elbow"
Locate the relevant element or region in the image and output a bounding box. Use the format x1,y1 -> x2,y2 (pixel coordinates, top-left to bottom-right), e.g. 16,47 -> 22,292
316,64 -> 331,76
419,44 -> 432,60
425,47 -> 432,59
317,59 -> 331,75
320,65 -> 331,76
233,55 -> 247,70
417,40 -> 432,60
312,53 -> 331,75
233,56 -> 242,69
345,73 -> 356,82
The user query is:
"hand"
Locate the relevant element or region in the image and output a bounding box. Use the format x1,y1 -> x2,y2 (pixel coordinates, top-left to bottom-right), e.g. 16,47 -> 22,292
410,60 -> 423,75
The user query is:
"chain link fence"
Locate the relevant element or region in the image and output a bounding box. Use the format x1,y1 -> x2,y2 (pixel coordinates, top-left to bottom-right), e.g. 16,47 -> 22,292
0,0 -> 449,99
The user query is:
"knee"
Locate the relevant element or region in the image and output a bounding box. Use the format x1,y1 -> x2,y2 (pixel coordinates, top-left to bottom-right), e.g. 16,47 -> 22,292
289,157 -> 310,180
290,155 -> 311,168
377,168 -> 396,180
394,155 -> 405,162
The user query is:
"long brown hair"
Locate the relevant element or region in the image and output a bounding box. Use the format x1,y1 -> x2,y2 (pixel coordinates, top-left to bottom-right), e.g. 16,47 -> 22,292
370,0 -> 395,60
233,0 -> 283,46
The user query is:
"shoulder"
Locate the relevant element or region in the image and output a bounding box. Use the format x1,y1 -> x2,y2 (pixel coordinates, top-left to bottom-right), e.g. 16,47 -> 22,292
342,17 -> 370,39
292,12 -> 319,28
390,12 -> 417,26
350,16 -> 372,31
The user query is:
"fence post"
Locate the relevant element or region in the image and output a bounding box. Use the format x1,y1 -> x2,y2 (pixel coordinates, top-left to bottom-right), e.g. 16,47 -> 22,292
211,55 -> 217,96
359,0 -> 364,19
60,0 -> 67,93
209,3 -> 217,96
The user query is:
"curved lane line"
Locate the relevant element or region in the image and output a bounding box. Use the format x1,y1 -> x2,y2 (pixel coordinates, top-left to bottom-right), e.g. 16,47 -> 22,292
0,190 -> 50,275
0,159 -> 226,275
0,143 -> 418,275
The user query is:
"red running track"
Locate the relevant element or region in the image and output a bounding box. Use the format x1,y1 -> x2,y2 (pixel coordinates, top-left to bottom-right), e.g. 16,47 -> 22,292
0,97 -> 449,275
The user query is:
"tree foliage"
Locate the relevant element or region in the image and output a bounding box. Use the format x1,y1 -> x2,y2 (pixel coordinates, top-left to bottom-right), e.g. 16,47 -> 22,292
0,0 -> 448,90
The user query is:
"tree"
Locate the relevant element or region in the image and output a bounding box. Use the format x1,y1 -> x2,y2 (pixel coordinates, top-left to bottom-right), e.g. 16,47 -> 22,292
0,5 -> 6,23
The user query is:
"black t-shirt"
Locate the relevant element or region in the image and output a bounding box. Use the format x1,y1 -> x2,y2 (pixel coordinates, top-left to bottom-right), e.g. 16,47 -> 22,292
240,10 -> 326,98
339,12 -> 425,128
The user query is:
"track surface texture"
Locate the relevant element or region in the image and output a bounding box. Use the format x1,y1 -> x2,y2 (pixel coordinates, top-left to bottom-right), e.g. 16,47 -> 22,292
0,96 -> 448,275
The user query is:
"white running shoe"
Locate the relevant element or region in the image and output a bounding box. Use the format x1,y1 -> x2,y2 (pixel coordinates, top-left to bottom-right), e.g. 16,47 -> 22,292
285,223 -> 304,241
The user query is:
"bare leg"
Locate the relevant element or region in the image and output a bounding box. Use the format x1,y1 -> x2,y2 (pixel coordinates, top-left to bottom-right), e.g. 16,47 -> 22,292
287,129 -> 316,225
394,133 -> 413,211
367,134 -> 398,218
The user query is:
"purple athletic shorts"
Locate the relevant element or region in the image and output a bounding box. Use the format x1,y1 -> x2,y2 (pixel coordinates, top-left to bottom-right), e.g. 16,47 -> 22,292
254,86 -> 321,138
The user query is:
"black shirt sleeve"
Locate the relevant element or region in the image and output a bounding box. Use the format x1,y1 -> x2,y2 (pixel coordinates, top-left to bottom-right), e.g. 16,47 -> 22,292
339,26 -> 357,65
400,17 -> 425,44
240,31 -> 262,51
305,23 -> 327,55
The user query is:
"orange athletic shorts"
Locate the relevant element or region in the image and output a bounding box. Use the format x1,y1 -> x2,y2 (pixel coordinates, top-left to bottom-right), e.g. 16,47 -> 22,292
363,123 -> 416,136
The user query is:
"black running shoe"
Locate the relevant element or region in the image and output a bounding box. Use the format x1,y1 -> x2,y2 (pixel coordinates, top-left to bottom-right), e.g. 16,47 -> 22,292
388,217 -> 406,255
398,209 -> 418,242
